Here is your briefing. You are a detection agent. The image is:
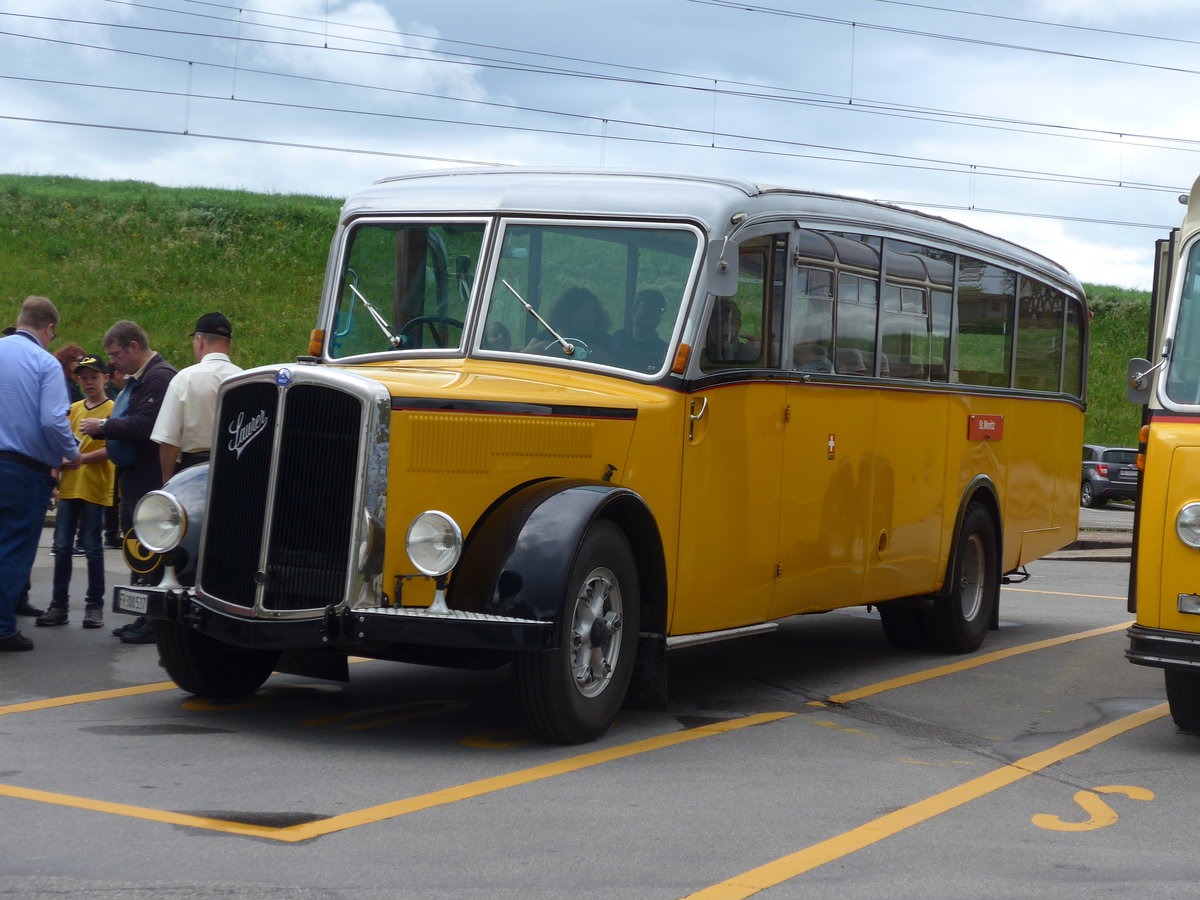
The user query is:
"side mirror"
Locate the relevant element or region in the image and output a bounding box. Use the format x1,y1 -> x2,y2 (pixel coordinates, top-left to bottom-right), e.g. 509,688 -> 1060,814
1127,357 -> 1154,405
706,238 -> 738,297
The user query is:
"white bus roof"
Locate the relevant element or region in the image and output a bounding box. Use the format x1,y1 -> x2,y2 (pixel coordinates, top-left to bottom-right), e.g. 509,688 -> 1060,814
341,168 -> 1083,296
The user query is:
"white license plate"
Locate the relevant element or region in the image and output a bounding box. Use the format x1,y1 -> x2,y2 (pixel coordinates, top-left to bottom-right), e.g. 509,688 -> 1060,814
117,589 -> 149,615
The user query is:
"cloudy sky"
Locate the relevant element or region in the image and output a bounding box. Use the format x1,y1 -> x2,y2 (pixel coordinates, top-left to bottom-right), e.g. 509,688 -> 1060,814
3,0 -> 1199,289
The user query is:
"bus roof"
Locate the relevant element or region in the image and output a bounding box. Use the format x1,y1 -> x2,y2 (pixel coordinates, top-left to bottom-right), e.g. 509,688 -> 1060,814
341,167 -> 1083,297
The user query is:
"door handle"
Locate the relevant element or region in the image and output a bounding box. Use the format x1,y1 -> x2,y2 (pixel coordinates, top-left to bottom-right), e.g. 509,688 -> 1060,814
689,396 -> 708,441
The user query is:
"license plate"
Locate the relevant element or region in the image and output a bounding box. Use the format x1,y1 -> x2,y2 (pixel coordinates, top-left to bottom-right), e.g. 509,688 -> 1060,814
117,588 -> 149,615
1120,467 -> 1138,479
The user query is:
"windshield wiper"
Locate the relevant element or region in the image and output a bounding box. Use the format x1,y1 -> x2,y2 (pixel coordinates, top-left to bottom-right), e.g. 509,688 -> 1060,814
347,282 -> 404,348
501,279 -> 575,356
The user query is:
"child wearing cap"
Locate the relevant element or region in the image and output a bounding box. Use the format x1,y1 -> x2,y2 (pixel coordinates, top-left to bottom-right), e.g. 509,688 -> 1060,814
37,356 -> 116,629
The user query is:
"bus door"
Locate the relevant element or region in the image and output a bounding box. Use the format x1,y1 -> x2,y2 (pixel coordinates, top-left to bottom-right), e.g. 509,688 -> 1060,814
674,233 -> 787,635
774,238 -> 877,618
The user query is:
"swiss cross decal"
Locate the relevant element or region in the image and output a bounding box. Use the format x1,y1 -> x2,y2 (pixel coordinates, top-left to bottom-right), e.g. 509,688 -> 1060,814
827,433 -> 836,460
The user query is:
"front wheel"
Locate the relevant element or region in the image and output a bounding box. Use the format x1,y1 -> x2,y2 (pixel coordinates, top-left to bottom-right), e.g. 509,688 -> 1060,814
157,620 -> 281,699
1165,669 -> 1200,732
512,521 -> 640,744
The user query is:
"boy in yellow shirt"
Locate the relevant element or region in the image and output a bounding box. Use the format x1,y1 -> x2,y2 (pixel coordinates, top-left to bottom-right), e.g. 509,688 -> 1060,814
37,356 -> 115,629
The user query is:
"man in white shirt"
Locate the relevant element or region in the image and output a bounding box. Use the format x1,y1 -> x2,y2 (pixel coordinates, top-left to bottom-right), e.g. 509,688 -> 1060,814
151,312 -> 242,481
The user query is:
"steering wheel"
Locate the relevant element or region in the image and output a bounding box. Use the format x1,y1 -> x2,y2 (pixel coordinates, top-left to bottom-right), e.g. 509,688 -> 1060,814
399,315 -> 464,348
536,337 -> 591,361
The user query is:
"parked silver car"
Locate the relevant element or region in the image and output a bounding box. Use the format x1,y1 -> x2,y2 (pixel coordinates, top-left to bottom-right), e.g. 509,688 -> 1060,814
1081,444 -> 1139,507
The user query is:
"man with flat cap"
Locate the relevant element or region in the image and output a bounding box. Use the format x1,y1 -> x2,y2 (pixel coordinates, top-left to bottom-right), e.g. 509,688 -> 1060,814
152,312 -> 242,481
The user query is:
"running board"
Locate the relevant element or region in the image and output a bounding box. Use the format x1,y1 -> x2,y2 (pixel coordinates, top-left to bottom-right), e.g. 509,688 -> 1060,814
666,622 -> 779,650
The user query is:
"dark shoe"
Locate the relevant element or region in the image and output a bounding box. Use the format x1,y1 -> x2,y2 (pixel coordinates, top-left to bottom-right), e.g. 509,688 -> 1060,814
15,598 -> 44,617
83,607 -> 103,629
35,606 -> 69,627
73,545 -> 86,556
0,632 -> 34,651
119,621 -> 156,644
113,615 -> 144,637
105,537 -> 123,549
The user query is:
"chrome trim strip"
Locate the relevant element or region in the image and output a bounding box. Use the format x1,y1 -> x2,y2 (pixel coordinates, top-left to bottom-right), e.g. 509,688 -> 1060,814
666,622 -> 779,649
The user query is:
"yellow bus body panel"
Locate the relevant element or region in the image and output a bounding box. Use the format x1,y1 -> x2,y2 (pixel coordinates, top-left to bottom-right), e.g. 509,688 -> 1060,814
1136,421 -> 1200,633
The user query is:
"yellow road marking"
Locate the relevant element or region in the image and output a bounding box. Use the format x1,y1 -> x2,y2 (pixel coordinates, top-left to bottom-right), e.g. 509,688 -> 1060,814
683,703 -> 1168,900
1031,784 -> 1154,832
1003,587 -> 1126,601
0,682 -> 179,716
0,711 -> 793,842
825,621 -> 1133,705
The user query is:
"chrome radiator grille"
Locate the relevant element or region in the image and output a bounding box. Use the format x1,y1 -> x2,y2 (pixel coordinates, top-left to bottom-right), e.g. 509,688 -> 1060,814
198,376 -> 364,613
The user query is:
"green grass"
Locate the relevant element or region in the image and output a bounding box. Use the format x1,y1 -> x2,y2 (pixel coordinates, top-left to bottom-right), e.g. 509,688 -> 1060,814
0,174 -> 1152,446
0,174 -> 340,368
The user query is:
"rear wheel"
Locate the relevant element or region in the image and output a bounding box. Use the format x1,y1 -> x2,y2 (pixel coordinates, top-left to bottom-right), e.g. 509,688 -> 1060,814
157,620 -> 281,699
1165,669 -> 1200,732
513,521 -> 640,744
923,504 -> 999,653
1080,481 -> 1105,508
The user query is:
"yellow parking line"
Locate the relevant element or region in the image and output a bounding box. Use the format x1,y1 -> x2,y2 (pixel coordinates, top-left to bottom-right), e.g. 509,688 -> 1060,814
0,682 -> 179,716
1004,587 -> 1126,601
824,621 -> 1132,705
682,703 -> 1169,900
0,711 -> 794,842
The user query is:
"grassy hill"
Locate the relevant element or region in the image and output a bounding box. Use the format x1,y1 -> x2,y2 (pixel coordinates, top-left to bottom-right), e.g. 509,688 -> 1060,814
0,174 -> 1150,446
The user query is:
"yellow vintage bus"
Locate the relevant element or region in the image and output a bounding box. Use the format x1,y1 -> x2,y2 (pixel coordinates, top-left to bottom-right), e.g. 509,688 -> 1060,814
1127,174 -> 1200,731
117,169 -> 1087,743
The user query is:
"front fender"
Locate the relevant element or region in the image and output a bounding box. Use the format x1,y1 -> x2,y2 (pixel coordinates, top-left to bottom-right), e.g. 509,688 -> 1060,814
447,479 -> 661,630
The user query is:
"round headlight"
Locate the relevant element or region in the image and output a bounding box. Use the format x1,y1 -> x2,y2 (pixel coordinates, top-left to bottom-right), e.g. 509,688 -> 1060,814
406,511 -> 462,577
1178,503 -> 1200,549
133,491 -> 187,553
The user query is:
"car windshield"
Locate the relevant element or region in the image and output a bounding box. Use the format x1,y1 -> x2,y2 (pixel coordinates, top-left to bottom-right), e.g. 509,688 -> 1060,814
480,222 -> 699,375
1165,239 -> 1200,405
329,219 -> 700,377
329,220 -> 487,360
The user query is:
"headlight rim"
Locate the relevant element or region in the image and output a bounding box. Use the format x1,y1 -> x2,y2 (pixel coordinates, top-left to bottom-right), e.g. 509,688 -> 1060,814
1177,502 -> 1200,549
405,510 -> 463,577
132,490 -> 187,554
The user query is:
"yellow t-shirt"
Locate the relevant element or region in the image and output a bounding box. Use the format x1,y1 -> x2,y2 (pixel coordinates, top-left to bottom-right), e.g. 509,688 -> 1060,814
59,397 -> 116,506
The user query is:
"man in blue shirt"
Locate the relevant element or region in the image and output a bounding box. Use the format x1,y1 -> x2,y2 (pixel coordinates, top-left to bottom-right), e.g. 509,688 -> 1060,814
0,296 -> 81,651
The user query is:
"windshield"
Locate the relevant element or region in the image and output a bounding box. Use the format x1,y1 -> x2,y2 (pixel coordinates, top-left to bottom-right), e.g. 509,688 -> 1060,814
480,222 -> 699,374
1166,240 -> 1200,405
329,220 -> 487,360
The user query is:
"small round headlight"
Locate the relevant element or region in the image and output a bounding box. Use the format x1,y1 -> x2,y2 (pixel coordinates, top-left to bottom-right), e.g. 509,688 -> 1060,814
1178,503 -> 1200,549
133,491 -> 186,553
406,511 -> 462,577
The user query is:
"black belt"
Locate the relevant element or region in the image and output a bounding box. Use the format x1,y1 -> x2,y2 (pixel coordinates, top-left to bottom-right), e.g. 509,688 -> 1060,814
0,449 -> 52,476
178,451 -> 210,470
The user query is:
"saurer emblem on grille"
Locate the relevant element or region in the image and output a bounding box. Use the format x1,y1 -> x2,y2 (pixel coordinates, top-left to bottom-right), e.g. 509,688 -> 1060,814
228,409 -> 269,458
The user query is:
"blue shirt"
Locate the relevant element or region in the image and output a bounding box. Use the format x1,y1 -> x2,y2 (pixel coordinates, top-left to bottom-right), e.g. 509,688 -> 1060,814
0,331 -> 80,467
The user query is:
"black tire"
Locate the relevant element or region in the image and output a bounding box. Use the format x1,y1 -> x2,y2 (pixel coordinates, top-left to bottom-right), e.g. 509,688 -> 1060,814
1080,481 -> 1104,508
922,503 -> 999,653
157,619 -> 281,699
878,604 -> 927,650
512,521 -> 640,744
1165,669 -> 1200,732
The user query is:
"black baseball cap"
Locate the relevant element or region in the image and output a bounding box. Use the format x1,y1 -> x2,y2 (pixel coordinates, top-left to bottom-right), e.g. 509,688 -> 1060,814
191,312 -> 232,338
75,355 -> 106,375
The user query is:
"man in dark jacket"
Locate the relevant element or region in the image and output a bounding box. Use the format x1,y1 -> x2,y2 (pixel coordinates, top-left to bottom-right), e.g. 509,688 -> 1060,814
80,320 -> 177,644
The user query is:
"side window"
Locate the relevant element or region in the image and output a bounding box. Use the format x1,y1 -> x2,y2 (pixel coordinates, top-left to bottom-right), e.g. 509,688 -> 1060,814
702,235 -> 779,370
1063,296 -> 1084,398
955,257 -> 1015,387
791,266 -> 834,372
881,241 -> 954,381
1015,279 -> 1066,391
836,272 -> 880,375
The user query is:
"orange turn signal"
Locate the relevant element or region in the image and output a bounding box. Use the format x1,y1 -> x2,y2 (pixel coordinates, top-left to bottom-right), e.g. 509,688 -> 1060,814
308,329 -> 325,358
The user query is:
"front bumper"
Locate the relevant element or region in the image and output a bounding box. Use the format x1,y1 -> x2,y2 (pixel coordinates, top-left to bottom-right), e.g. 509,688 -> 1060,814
113,585 -> 553,653
1127,623 -> 1200,671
